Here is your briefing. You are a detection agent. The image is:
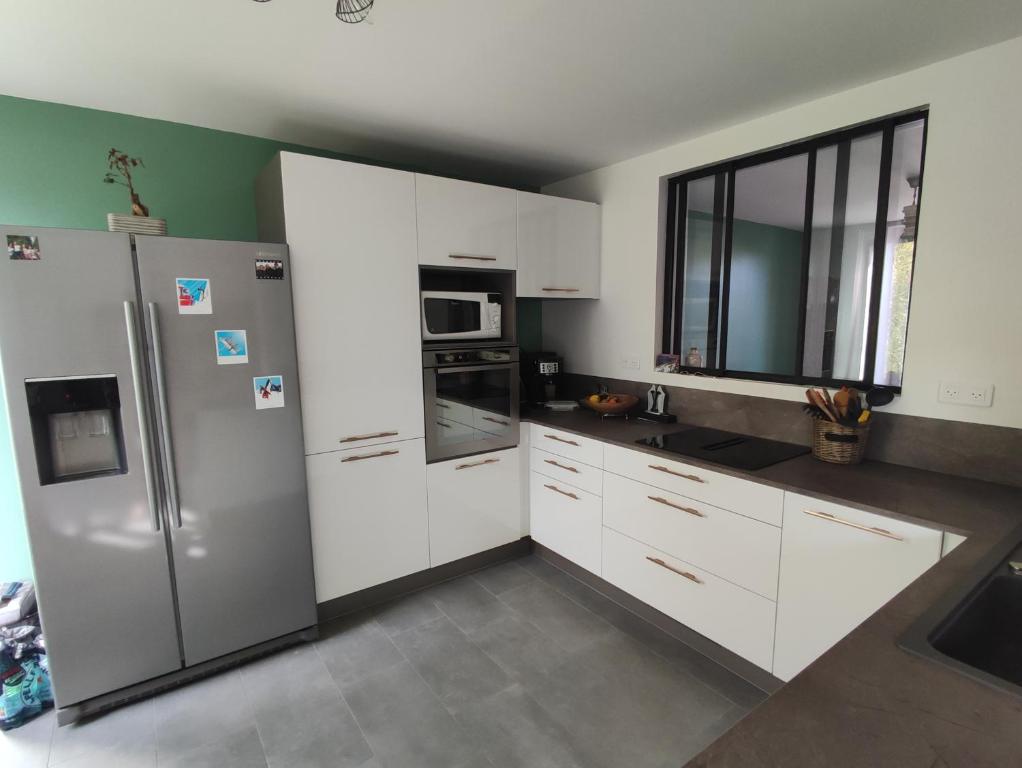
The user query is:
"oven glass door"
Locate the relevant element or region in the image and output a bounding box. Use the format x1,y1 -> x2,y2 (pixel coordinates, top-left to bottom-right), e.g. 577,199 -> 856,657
425,363 -> 519,462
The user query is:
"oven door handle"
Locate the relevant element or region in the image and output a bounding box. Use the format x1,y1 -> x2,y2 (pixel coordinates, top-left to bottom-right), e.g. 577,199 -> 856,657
428,362 -> 519,375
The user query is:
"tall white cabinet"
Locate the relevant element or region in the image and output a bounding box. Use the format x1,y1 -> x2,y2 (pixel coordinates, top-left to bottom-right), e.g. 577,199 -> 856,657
257,153 -> 430,603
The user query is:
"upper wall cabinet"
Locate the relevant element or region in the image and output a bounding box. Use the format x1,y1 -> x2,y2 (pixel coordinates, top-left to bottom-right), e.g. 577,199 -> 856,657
415,174 -> 517,269
257,153 -> 425,455
517,192 -> 601,299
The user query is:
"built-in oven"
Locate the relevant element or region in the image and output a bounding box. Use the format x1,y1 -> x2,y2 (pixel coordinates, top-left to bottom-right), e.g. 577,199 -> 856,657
423,345 -> 519,463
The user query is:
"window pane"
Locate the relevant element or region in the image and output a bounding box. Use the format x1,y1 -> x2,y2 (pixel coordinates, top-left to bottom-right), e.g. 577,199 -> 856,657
677,175 -> 725,368
726,154 -> 807,376
803,132 -> 883,380
873,119 -> 925,388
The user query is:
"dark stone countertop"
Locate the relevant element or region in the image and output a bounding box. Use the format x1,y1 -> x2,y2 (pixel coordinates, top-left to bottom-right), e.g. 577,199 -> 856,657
521,408 -> 1022,768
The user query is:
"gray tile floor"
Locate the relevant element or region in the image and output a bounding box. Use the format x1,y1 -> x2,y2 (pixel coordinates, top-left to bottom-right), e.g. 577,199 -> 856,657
0,555 -> 768,768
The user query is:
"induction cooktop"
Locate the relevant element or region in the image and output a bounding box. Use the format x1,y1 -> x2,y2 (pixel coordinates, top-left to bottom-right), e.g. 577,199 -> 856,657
636,427 -> 810,471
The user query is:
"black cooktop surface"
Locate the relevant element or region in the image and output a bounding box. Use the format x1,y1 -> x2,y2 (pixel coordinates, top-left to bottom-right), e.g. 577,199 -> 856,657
636,427 -> 810,471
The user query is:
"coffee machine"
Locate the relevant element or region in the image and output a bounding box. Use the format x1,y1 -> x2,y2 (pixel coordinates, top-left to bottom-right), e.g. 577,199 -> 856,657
523,351 -> 564,404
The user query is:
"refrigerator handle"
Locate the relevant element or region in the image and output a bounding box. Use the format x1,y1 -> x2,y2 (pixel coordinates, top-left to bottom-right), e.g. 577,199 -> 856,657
147,302 -> 182,529
123,301 -> 161,532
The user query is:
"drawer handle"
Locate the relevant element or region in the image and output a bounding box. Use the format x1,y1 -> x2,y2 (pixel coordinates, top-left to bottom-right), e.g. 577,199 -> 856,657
648,464 -> 704,483
544,483 -> 579,500
541,287 -> 581,293
803,509 -> 904,541
544,434 -> 580,447
646,556 -> 702,584
456,457 -> 501,470
436,420 -> 453,429
482,416 -> 509,426
340,430 -> 399,443
449,254 -> 497,262
436,403 -> 450,410
647,496 -> 705,517
341,449 -> 399,463
544,458 -> 579,474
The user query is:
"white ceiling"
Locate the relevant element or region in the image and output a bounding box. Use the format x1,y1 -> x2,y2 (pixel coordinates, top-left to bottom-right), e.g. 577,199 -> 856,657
2,1 -> 1021,188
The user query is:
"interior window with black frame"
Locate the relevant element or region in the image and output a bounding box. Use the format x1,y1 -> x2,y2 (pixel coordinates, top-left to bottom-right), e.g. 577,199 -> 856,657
659,110 -> 927,392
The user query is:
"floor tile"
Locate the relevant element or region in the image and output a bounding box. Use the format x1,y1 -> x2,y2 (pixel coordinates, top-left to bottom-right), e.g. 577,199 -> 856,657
456,684 -> 586,768
316,611 -> 404,688
152,669 -> 256,762
372,591 -> 443,637
470,560 -> 535,596
49,698 -> 154,767
391,616 -> 512,714
0,708 -> 53,768
156,725 -> 266,768
240,646 -> 373,768
430,576 -> 513,633
342,661 -> 483,768
522,632 -> 735,768
465,612 -> 572,685
498,580 -> 614,653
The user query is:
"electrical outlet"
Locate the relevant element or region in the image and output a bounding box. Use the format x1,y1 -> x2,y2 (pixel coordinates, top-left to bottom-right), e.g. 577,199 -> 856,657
938,380 -> 993,407
621,357 -> 640,371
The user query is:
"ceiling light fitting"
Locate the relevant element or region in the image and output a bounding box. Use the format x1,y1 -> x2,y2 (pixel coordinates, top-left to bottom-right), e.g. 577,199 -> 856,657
252,0 -> 374,25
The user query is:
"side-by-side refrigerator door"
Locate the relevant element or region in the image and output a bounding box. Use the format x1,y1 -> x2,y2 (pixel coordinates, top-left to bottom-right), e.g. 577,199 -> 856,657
134,236 -> 316,666
0,226 -> 181,707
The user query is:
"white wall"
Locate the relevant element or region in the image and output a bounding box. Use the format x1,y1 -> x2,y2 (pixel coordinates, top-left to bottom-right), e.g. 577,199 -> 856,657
542,35 -> 1022,429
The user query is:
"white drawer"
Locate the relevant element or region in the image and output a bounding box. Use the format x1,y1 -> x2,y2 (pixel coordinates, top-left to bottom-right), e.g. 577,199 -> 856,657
529,471 -> 602,575
530,447 -> 603,497
530,425 -> 603,468
604,444 -> 782,527
603,473 -> 780,599
602,527 -> 776,671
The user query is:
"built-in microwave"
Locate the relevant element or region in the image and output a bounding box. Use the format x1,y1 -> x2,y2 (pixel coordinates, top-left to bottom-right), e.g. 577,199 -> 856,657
421,291 -> 501,342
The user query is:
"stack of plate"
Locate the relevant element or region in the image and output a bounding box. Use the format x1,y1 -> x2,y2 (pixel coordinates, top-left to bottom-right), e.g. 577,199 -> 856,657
107,214 -> 167,236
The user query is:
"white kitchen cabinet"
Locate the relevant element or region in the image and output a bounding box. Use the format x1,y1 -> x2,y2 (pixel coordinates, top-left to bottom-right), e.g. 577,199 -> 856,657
773,493 -> 942,681
257,153 -> 424,455
530,471 -> 602,575
427,448 -> 522,567
603,472 -> 780,599
530,424 -> 604,468
530,447 -> 604,497
517,191 -> 600,298
602,527 -> 776,671
305,440 -> 430,603
415,174 -> 517,269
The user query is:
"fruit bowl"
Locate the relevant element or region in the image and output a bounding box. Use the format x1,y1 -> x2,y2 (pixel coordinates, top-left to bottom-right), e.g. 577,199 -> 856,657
580,393 -> 640,415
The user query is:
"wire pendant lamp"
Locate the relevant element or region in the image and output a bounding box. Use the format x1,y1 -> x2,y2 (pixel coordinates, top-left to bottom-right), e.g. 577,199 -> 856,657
336,0 -> 374,23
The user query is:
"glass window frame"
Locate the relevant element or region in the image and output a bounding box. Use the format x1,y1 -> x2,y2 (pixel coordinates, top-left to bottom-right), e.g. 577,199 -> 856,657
659,109 -> 928,393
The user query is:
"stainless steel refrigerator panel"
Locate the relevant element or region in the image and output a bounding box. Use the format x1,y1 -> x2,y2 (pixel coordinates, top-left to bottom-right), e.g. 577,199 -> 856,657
0,226 -> 182,706
134,236 -> 316,665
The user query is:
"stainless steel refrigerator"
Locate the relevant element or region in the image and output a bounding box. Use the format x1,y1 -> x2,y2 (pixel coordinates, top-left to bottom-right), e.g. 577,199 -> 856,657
0,226 -> 316,723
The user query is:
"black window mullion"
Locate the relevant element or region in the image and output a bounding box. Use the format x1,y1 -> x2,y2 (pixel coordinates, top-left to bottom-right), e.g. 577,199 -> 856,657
794,149 -> 817,378
717,166 -> 736,374
670,182 -> 688,357
863,123 -> 896,384
704,172 -> 726,368
660,180 -> 680,354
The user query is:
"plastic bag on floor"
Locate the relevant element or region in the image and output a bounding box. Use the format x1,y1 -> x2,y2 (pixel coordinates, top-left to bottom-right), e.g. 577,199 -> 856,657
0,617 -> 52,731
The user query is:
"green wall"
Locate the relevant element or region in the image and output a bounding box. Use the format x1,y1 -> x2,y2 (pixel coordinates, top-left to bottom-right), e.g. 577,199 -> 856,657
0,95 -> 374,582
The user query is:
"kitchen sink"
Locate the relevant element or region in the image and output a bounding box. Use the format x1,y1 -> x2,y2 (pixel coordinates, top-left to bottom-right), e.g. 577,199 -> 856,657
900,523 -> 1022,696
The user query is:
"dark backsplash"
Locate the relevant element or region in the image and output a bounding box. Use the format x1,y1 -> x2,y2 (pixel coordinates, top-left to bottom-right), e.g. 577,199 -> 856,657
562,373 -> 1022,488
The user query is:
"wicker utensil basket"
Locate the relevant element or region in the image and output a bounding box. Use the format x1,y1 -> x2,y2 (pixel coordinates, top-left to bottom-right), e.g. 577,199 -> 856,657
812,419 -> 869,464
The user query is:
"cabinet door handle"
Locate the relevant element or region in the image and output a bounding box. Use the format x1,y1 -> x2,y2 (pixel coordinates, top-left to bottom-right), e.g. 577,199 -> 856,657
647,496 -> 705,517
436,420 -> 452,429
544,434 -> 580,447
648,464 -> 704,483
544,484 -> 579,500
340,431 -> 399,443
482,416 -> 509,426
541,287 -> 581,293
342,449 -> 399,463
544,458 -> 579,474
803,509 -> 903,541
448,254 -> 497,262
456,457 -> 500,470
436,403 -> 450,410
646,556 -> 703,584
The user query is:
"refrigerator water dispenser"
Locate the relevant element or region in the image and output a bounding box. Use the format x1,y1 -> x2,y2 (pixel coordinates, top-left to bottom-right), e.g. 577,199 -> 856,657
25,376 -> 127,484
